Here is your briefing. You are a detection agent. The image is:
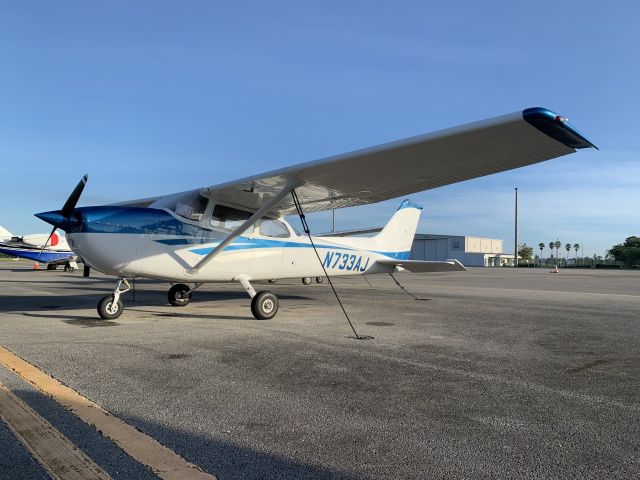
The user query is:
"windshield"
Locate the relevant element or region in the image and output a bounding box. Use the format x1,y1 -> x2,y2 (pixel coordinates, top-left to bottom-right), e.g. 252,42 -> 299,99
172,194 -> 208,222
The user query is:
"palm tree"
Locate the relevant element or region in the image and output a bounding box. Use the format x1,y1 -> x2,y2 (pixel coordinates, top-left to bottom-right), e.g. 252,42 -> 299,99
549,241 -> 555,261
554,240 -> 561,265
573,243 -> 580,267
538,242 -> 545,267
565,243 -> 572,266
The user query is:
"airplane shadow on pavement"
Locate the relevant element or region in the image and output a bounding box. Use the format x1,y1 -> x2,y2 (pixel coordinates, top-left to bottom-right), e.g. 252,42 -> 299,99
0,289 -> 312,320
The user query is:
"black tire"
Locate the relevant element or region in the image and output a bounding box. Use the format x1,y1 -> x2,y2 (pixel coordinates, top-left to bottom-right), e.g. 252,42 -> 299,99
315,276 -> 324,284
64,264 -> 74,272
302,277 -> 312,285
168,284 -> 191,306
47,264 -> 57,270
250,291 -> 278,320
97,295 -> 123,320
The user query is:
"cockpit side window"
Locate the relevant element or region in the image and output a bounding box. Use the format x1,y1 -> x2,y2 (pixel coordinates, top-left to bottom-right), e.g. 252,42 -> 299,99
210,204 -> 254,233
258,219 -> 290,238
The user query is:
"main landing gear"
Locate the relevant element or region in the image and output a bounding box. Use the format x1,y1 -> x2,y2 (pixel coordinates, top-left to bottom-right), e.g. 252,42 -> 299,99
167,283 -> 202,306
168,284 -> 191,306
49,262 -> 77,272
251,291 -> 278,320
238,276 -> 279,320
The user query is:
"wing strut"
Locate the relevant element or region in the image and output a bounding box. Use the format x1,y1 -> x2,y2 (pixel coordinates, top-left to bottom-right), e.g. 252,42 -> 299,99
186,179 -> 299,275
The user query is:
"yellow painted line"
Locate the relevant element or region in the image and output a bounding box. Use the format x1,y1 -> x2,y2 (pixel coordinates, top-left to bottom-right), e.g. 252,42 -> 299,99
0,346 -> 216,480
0,382 -> 111,480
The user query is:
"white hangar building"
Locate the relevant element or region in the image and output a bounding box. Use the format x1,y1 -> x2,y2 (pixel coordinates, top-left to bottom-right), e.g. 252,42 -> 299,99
410,234 -> 514,267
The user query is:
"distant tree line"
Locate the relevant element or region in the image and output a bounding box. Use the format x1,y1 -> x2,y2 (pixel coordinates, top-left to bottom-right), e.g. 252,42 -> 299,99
516,236 -> 640,269
515,240 -> 597,268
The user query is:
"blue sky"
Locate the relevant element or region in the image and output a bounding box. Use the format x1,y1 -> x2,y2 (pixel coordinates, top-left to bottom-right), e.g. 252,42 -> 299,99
0,1 -> 637,256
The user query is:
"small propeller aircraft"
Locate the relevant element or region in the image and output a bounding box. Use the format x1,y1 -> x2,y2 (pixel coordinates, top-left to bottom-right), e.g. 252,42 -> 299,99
35,107 -> 595,320
0,226 -> 78,270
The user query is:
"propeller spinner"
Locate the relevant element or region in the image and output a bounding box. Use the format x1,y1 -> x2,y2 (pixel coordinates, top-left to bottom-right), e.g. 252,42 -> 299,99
35,174 -> 88,258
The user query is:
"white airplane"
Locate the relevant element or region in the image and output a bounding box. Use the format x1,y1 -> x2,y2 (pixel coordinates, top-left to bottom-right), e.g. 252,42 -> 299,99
35,107 -> 595,320
0,226 -> 79,270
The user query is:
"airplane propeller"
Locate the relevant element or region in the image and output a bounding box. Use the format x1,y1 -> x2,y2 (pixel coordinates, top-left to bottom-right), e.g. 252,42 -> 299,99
37,174 -> 88,259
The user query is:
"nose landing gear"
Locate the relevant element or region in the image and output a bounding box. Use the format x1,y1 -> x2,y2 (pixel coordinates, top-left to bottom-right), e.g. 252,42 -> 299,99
97,278 -> 130,320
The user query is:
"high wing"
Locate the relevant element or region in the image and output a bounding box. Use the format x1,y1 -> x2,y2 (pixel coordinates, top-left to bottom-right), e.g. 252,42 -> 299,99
377,258 -> 467,273
117,107 -> 595,214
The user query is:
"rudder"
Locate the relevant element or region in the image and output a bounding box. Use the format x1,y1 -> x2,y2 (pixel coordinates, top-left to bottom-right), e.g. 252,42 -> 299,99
372,200 -> 422,255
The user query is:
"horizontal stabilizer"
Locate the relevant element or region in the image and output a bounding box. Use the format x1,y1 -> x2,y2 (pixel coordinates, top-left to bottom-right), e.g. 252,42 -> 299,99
376,258 -> 467,273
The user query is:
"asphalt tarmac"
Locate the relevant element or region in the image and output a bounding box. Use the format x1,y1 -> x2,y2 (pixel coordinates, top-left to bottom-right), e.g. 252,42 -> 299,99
0,260 -> 639,479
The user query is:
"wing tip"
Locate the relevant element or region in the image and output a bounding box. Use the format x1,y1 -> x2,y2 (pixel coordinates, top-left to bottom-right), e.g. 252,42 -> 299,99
523,107 -> 598,150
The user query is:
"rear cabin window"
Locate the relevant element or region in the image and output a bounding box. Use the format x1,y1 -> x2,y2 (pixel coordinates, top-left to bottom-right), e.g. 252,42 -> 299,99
258,219 -> 290,238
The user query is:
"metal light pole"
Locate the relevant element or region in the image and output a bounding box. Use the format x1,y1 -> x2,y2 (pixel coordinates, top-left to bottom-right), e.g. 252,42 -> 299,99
514,187 -> 518,267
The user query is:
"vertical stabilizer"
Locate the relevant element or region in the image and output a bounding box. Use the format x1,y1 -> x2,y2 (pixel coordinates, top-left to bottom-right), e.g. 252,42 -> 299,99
372,200 -> 422,256
0,226 -> 12,240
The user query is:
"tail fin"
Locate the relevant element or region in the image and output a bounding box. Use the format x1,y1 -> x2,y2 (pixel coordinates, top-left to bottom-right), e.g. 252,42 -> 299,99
372,200 -> 422,256
0,226 -> 12,240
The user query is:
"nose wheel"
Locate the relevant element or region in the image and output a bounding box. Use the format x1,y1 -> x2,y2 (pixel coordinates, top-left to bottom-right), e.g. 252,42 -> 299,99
97,295 -> 123,320
97,278 -> 130,320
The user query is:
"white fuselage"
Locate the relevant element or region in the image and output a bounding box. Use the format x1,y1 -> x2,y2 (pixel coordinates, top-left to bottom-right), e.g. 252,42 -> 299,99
67,225 -> 394,282
61,202 -> 419,283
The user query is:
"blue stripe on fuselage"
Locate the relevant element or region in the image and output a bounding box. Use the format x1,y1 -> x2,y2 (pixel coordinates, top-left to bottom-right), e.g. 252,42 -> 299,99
184,239 -> 409,259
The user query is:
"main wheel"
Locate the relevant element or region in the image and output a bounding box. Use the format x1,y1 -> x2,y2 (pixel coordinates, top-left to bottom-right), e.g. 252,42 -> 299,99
302,277 -> 312,285
47,264 -> 57,270
315,276 -> 324,284
250,291 -> 279,320
97,295 -> 123,320
168,284 -> 191,306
